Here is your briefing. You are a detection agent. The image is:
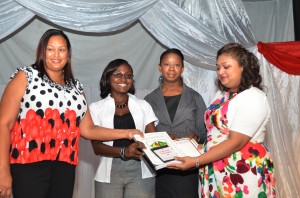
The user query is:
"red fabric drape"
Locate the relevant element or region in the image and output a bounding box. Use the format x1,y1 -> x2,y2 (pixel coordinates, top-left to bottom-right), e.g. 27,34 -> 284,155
257,41 -> 300,75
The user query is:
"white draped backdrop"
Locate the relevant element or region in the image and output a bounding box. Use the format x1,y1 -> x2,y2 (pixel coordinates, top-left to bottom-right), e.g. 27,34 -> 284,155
0,0 -> 299,197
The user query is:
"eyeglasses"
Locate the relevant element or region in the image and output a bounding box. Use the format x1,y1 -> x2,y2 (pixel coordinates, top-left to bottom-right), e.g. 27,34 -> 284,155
111,72 -> 134,79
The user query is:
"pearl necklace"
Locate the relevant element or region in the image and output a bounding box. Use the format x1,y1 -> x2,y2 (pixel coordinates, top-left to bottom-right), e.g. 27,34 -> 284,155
115,100 -> 128,108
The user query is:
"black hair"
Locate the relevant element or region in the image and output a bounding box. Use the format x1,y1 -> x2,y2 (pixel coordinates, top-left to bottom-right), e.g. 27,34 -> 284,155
159,48 -> 184,65
31,29 -> 75,85
159,48 -> 184,85
99,59 -> 135,98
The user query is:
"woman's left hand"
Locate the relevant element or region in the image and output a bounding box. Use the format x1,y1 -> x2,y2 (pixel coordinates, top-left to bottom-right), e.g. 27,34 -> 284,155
167,156 -> 197,171
168,133 -> 179,140
197,144 -> 203,150
188,132 -> 199,142
125,141 -> 145,159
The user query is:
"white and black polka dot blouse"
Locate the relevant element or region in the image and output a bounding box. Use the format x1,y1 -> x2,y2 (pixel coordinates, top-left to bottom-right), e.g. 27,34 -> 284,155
9,66 -> 87,165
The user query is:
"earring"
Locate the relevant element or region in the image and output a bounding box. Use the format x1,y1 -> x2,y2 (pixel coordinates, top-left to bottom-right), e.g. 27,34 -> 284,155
159,75 -> 164,84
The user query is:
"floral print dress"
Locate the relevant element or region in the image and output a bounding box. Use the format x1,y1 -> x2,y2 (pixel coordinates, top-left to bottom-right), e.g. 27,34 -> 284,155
199,90 -> 275,198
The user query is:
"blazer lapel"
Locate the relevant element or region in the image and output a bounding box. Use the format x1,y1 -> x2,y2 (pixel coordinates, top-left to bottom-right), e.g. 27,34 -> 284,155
172,85 -> 190,126
153,89 -> 173,126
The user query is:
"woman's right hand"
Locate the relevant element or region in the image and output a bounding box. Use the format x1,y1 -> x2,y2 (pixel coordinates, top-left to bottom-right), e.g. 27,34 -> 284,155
167,156 -> 196,171
0,169 -> 12,198
0,70 -> 25,198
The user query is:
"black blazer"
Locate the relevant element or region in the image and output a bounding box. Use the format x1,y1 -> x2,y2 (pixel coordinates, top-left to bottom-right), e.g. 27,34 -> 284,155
144,84 -> 207,143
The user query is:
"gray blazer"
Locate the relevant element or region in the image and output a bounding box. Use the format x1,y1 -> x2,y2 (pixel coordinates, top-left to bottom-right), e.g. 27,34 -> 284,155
144,84 -> 207,143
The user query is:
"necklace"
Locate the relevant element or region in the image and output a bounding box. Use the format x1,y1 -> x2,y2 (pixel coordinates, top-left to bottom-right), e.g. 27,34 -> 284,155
50,75 -> 64,85
115,100 -> 128,108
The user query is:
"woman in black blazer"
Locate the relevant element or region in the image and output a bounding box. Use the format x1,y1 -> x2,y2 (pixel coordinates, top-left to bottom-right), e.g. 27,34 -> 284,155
144,48 -> 207,198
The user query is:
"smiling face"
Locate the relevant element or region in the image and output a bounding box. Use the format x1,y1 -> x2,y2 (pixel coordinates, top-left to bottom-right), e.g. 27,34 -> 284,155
158,53 -> 184,83
216,54 -> 243,92
109,64 -> 134,96
44,35 -> 69,74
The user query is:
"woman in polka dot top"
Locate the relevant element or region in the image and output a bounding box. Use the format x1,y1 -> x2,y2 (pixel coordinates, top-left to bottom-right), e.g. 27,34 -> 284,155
0,29 -> 143,198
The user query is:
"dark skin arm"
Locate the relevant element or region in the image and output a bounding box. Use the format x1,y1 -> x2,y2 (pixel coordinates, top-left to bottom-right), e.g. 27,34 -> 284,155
91,122 -> 156,159
91,140 -> 145,159
145,122 -> 156,133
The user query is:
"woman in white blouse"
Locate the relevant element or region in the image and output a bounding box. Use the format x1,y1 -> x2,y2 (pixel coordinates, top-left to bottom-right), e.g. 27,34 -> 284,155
89,59 -> 157,198
168,43 -> 275,198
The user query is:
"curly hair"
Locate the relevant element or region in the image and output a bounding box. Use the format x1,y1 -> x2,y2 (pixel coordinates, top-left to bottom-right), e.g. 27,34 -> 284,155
99,59 -> 135,99
216,43 -> 263,92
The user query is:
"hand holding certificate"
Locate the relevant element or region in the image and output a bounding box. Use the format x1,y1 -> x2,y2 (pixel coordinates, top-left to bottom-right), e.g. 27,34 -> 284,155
133,132 -> 203,170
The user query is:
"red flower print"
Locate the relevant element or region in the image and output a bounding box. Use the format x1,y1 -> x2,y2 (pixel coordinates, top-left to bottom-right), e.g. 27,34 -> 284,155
241,142 -> 267,159
223,176 -> 234,193
213,160 -> 225,172
10,107 -> 81,165
26,109 -> 36,121
243,185 -> 249,194
230,173 -> 244,186
236,159 -> 250,174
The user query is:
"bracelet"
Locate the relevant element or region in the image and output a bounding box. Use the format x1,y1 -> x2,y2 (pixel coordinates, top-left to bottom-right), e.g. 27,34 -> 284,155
194,156 -> 200,168
120,147 -> 127,160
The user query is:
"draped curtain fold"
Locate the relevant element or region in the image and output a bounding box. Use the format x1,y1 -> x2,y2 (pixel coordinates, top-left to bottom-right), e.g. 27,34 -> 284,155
0,0 -> 256,70
257,41 -> 300,75
0,0 -> 299,198
14,0 -> 159,32
0,0 -> 34,40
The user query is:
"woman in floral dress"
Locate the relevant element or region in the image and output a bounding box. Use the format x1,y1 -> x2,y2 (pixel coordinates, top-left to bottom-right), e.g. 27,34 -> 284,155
168,43 -> 275,197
